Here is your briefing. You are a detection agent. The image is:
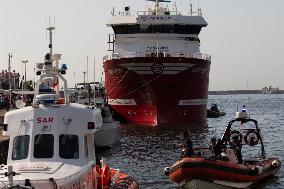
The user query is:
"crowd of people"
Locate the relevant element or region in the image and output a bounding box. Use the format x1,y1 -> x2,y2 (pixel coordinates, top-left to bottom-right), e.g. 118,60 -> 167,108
0,93 -> 32,110
0,94 -> 9,110
180,129 -> 243,164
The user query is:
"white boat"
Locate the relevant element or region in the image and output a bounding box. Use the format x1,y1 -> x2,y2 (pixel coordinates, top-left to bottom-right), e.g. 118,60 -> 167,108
94,105 -> 122,148
0,26 -> 138,189
70,88 -> 122,148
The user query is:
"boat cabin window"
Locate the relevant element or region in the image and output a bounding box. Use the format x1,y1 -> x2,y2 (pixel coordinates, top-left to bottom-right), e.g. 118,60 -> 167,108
34,134 -> 54,158
112,24 -> 202,34
12,135 -> 30,160
39,87 -> 55,94
84,135 -> 88,158
59,135 -> 79,159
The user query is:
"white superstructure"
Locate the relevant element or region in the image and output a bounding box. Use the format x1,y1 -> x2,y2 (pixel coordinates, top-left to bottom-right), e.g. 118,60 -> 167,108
104,0 -> 210,61
0,27 -> 102,188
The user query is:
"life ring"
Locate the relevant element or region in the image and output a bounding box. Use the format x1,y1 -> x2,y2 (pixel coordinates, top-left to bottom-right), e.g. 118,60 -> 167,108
244,129 -> 259,146
101,164 -> 111,189
229,130 -> 243,144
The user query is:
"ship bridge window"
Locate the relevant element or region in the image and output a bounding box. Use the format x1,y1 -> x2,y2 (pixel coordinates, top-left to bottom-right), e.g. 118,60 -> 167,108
112,24 -> 202,34
59,135 -> 79,159
12,135 -> 30,160
34,134 -> 54,158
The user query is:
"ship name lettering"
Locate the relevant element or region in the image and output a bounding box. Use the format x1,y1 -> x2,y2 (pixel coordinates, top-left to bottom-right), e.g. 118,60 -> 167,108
139,16 -> 174,22
36,117 -> 54,124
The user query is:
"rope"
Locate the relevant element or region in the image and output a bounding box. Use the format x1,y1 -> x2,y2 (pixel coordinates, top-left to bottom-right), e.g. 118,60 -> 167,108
107,62 -> 134,95
113,73 -> 161,100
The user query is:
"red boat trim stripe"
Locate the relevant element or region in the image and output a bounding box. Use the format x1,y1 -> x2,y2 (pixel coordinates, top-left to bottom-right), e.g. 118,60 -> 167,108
170,161 -> 272,176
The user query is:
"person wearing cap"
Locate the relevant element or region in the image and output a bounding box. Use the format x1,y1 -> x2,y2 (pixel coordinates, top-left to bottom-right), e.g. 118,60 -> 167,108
180,130 -> 194,158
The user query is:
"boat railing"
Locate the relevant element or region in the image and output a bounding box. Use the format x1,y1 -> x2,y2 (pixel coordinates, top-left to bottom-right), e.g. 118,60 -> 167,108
103,52 -> 211,61
136,10 -> 181,16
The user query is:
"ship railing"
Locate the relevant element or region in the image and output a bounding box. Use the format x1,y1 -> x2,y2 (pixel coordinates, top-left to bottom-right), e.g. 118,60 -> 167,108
111,10 -> 202,17
103,52 -> 211,61
136,10 -> 181,16
136,10 -> 202,16
194,52 -> 211,61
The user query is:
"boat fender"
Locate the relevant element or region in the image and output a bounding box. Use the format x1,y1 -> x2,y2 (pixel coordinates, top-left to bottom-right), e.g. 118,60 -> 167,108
250,167 -> 259,175
271,160 -> 280,169
251,166 -> 263,175
101,164 -> 111,189
164,167 -> 170,176
94,165 -> 101,187
256,166 -> 263,174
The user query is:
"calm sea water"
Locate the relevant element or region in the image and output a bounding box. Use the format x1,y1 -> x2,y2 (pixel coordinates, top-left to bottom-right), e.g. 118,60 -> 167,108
98,94 -> 284,189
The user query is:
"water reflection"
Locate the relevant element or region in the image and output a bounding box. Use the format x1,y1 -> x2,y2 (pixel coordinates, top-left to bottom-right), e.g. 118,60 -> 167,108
98,94 -> 283,189
98,123 -> 213,189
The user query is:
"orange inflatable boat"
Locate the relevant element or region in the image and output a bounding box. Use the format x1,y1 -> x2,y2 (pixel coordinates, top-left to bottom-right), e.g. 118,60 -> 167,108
96,159 -> 139,189
165,110 -> 281,188
169,156 -> 280,184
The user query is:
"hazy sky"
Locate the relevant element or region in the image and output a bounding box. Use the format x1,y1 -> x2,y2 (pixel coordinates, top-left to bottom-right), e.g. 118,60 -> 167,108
0,0 -> 283,90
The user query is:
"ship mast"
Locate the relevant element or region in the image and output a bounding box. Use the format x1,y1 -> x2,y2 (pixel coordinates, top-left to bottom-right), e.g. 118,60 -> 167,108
155,0 -> 159,14
47,26 -> 55,61
34,26 -> 69,105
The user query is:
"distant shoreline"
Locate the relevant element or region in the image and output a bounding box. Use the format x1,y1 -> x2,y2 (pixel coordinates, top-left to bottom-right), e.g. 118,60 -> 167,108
209,90 -> 284,95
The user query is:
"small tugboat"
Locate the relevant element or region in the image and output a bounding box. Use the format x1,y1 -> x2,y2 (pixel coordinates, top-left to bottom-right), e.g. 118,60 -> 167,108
0,26 -> 138,189
165,107 -> 281,188
207,103 -> 226,118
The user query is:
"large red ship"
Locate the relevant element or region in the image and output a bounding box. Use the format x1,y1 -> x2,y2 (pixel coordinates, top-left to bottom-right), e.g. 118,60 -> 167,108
103,0 -> 211,126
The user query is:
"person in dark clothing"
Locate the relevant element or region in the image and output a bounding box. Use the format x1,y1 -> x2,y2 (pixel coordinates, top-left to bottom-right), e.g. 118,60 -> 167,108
180,130 -> 194,158
210,104 -> 219,112
210,138 -> 225,157
215,139 -> 225,156
231,136 -> 243,163
210,137 -> 217,154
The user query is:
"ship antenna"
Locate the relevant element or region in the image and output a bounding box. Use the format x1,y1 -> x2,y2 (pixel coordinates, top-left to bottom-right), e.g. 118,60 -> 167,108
190,0 -> 193,16
156,0 -> 159,14
47,22 -> 55,59
197,0 -> 199,10
93,56 -> 96,105
173,1 -> 177,15
197,0 -> 202,16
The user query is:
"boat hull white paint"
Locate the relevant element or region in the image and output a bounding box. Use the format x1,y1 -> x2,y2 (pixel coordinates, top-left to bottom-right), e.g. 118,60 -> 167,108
183,179 -> 252,189
94,121 -> 121,148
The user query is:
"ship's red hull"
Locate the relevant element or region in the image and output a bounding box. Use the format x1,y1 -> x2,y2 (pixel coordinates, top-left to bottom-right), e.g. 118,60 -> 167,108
104,57 -> 211,126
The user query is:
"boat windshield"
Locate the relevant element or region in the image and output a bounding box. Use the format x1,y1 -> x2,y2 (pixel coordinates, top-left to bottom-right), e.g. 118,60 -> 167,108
34,134 -> 54,158
59,135 -> 79,159
12,135 -> 30,160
